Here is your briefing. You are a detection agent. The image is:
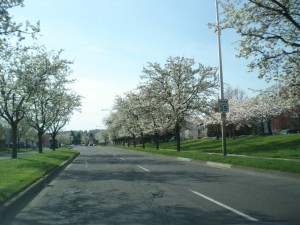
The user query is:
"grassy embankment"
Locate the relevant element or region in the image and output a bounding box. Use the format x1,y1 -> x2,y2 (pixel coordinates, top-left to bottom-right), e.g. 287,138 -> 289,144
0,148 -> 79,204
118,134 -> 300,174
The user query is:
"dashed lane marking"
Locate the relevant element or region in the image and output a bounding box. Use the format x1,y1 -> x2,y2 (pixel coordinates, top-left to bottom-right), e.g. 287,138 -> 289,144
189,190 -> 258,222
137,166 -> 150,172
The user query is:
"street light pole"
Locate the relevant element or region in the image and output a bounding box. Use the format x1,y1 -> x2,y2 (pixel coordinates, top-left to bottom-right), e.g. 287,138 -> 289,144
215,0 -> 227,156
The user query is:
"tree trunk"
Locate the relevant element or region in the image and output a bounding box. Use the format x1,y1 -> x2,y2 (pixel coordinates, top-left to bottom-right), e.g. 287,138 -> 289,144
133,134 -> 136,147
140,132 -> 145,149
155,130 -> 159,150
260,117 -> 265,135
11,123 -> 18,159
267,120 -> 272,135
175,123 -> 181,151
232,128 -> 236,140
38,129 -> 43,153
51,132 -> 58,150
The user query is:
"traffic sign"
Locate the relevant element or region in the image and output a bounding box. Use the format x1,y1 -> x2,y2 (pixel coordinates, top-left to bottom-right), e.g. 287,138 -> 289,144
218,99 -> 229,112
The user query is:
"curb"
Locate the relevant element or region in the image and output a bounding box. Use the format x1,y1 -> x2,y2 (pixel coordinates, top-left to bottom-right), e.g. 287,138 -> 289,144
177,157 -> 192,162
206,161 -> 232,168
0,152 -> 80,221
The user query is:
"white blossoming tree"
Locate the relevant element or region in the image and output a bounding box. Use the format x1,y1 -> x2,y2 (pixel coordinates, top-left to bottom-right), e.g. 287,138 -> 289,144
214,0 -> 299,93
141,56 -> 218,151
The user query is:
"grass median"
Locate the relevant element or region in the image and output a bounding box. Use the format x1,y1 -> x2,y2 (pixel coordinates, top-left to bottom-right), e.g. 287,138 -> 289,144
116,134 -> 300,174
0,148 -> 79,204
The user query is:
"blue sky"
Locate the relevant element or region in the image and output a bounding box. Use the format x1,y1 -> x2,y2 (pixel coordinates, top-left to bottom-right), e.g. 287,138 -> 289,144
10,0 -> 271,131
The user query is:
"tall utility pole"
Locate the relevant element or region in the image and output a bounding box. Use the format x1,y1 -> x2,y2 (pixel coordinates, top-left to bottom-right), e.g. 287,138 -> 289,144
215,0 -> 227,156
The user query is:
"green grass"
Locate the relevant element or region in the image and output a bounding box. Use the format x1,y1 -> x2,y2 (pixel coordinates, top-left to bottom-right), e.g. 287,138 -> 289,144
117,134 -> 300,174
0,148 -> 79,204
143,134 -> 300,159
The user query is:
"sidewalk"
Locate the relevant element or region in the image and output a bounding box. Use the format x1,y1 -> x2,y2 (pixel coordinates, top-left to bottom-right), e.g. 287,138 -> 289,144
0,148 -> 52,159
205,152 -> 300,163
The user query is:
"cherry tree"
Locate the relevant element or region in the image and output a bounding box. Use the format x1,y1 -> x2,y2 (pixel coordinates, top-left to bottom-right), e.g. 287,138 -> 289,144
0,43 -> 50,158
95,130 -> 109,145
24,48 -> 81,152
112,93 -> 144,147
48,91 -> 81,150
141,56 -> 218,151
136,85 -> 174,149
0,0 -> 39,40
104,111 -> 124,145
214,0 -> 299,90
205,98 -> 249,139
244,86 -> 289,134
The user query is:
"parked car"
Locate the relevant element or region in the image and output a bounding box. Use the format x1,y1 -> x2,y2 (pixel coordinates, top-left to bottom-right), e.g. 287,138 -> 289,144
279,128 -> 300,134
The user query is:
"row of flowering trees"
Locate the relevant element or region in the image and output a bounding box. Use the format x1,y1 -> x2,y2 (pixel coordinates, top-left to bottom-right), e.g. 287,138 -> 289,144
105,56 -> 219,151
103,0 -> 300,151
103,56 -> 299,151
206,84 -> 299,139
0,1 -> 81,158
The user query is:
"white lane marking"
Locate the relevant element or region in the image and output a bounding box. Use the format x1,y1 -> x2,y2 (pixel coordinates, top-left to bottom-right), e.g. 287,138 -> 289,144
66,164 -> 72,170
119,158 -> 126,161
189,190 -> 258,222
137,166 -> 150,172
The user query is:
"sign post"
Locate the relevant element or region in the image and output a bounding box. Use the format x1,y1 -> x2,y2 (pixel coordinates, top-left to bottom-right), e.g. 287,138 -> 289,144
216,0 -> 227,156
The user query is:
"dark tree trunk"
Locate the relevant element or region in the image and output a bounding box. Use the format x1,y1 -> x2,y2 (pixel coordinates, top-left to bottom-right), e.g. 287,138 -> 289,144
141,132 -> 145,149
133,134 -> 136,147
155,130 -> 159,150
51,132 -> 58,150
261,122 -> 264,135
11,123 -> 18,159
38,129 -> 44,153
175,123 -> 181,151
232,129 -> 236,140
267,120 -> 272,135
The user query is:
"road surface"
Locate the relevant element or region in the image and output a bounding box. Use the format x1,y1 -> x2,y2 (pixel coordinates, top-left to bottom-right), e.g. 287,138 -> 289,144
4,146 -> 300,225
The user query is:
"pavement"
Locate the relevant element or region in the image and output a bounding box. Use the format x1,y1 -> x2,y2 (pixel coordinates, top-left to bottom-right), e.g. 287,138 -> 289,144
0,148 -> 299,222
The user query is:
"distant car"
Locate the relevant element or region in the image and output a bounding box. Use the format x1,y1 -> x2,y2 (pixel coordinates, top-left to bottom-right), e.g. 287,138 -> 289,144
279,128 -> 300,134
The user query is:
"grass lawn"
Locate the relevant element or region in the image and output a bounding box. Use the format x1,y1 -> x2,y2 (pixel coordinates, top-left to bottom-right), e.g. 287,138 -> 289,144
143,134 -> 300,159
0,148 -> 79,204
118,134 -> 300,174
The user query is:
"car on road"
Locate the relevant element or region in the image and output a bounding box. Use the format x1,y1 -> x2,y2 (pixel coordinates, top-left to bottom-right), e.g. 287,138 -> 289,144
279,128 -> 300,134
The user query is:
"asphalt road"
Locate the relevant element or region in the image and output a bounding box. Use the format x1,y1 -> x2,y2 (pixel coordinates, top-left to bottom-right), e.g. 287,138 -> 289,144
4,146 -> 300,225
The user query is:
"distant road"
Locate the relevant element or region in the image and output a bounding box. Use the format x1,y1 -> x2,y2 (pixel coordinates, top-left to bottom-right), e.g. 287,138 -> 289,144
6,146 -> 300,225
